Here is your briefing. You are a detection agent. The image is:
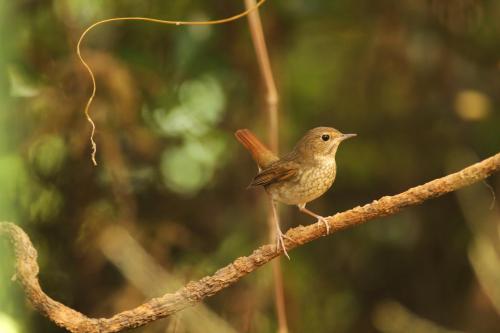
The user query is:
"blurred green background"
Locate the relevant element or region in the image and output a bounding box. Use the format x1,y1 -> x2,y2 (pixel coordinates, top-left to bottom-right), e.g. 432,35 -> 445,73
1,0 -> 500,332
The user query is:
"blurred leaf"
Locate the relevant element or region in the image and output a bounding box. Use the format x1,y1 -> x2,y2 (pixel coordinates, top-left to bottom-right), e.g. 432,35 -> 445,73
8,66 -> 39,98
454,90 -> 492,121
0,313 -> 19,333
29,134 -> 67,176
154,75 -> 226,137
161,145 -> 206,195
28,186 -> 63,222
0,154 -> 29,221
53,0 -> 111,25
373,300 -> 465,333
160,133 -> 227,195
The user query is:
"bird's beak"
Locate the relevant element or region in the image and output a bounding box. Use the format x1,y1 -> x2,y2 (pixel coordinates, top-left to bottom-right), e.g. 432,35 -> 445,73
340,133 -> 356,141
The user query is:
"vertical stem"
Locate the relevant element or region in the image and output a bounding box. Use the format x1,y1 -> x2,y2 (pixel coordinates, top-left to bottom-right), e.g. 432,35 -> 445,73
243,1 -> 279,152
243,1 -> 288,332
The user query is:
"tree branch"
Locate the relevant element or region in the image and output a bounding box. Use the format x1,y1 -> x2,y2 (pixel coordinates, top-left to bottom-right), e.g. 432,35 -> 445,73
1,152 -> 499,333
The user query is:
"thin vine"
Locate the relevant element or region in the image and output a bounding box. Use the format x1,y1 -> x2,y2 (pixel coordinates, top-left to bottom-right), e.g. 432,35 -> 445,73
76,0 -> 268,165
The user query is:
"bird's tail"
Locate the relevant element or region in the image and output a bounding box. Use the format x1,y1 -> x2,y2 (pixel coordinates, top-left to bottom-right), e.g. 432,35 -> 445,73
235,129 -> 278,169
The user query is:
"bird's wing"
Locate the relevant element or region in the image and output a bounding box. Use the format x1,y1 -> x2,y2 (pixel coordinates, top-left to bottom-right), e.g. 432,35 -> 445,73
250,161 -> 299,187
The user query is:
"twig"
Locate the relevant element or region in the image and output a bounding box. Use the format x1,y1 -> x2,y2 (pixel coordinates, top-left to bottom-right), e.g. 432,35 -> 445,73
243,0 -> 287,331
1,152 -> 500,333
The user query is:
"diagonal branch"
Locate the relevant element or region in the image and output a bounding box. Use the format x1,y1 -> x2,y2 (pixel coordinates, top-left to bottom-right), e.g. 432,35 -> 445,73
1,152 -> 499,333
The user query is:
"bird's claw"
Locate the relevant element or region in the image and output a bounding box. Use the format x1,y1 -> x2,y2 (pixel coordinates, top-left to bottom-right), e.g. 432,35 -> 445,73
275,230 -> 296,260
317,216 -> 330,235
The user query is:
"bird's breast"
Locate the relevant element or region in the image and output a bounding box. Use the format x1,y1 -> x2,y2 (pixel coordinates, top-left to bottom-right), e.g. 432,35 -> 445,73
266,160 -> 337,205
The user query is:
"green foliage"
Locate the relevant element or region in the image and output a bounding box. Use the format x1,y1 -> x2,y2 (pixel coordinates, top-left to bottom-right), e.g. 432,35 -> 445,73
153,75 -> 228,194
29,135 -> 67,177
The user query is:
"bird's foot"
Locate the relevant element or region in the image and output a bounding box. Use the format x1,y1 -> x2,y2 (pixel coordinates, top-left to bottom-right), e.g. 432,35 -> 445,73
297,204 -> 330,235
275,230 -> 297,260
317,216 -> 330,235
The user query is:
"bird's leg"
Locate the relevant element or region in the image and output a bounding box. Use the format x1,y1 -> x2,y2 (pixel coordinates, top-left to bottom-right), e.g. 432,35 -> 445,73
270,200 -> 296,259
297,203 -> 330,235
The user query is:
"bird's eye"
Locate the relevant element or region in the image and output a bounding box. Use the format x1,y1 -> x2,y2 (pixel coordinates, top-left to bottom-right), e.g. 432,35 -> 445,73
321,134 -> 330,141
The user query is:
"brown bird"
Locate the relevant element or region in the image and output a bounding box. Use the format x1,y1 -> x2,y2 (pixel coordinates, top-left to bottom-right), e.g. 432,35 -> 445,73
235,127 -> 356,258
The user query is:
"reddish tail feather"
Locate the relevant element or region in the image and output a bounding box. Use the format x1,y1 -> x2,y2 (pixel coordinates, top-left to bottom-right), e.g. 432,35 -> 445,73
235,129 -> 278,169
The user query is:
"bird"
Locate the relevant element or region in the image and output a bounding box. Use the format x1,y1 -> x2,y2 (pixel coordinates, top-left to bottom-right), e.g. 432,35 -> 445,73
235,127 -> 356,258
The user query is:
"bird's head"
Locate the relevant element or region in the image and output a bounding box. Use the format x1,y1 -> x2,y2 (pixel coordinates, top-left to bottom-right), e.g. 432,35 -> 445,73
293,127 -> 356,161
